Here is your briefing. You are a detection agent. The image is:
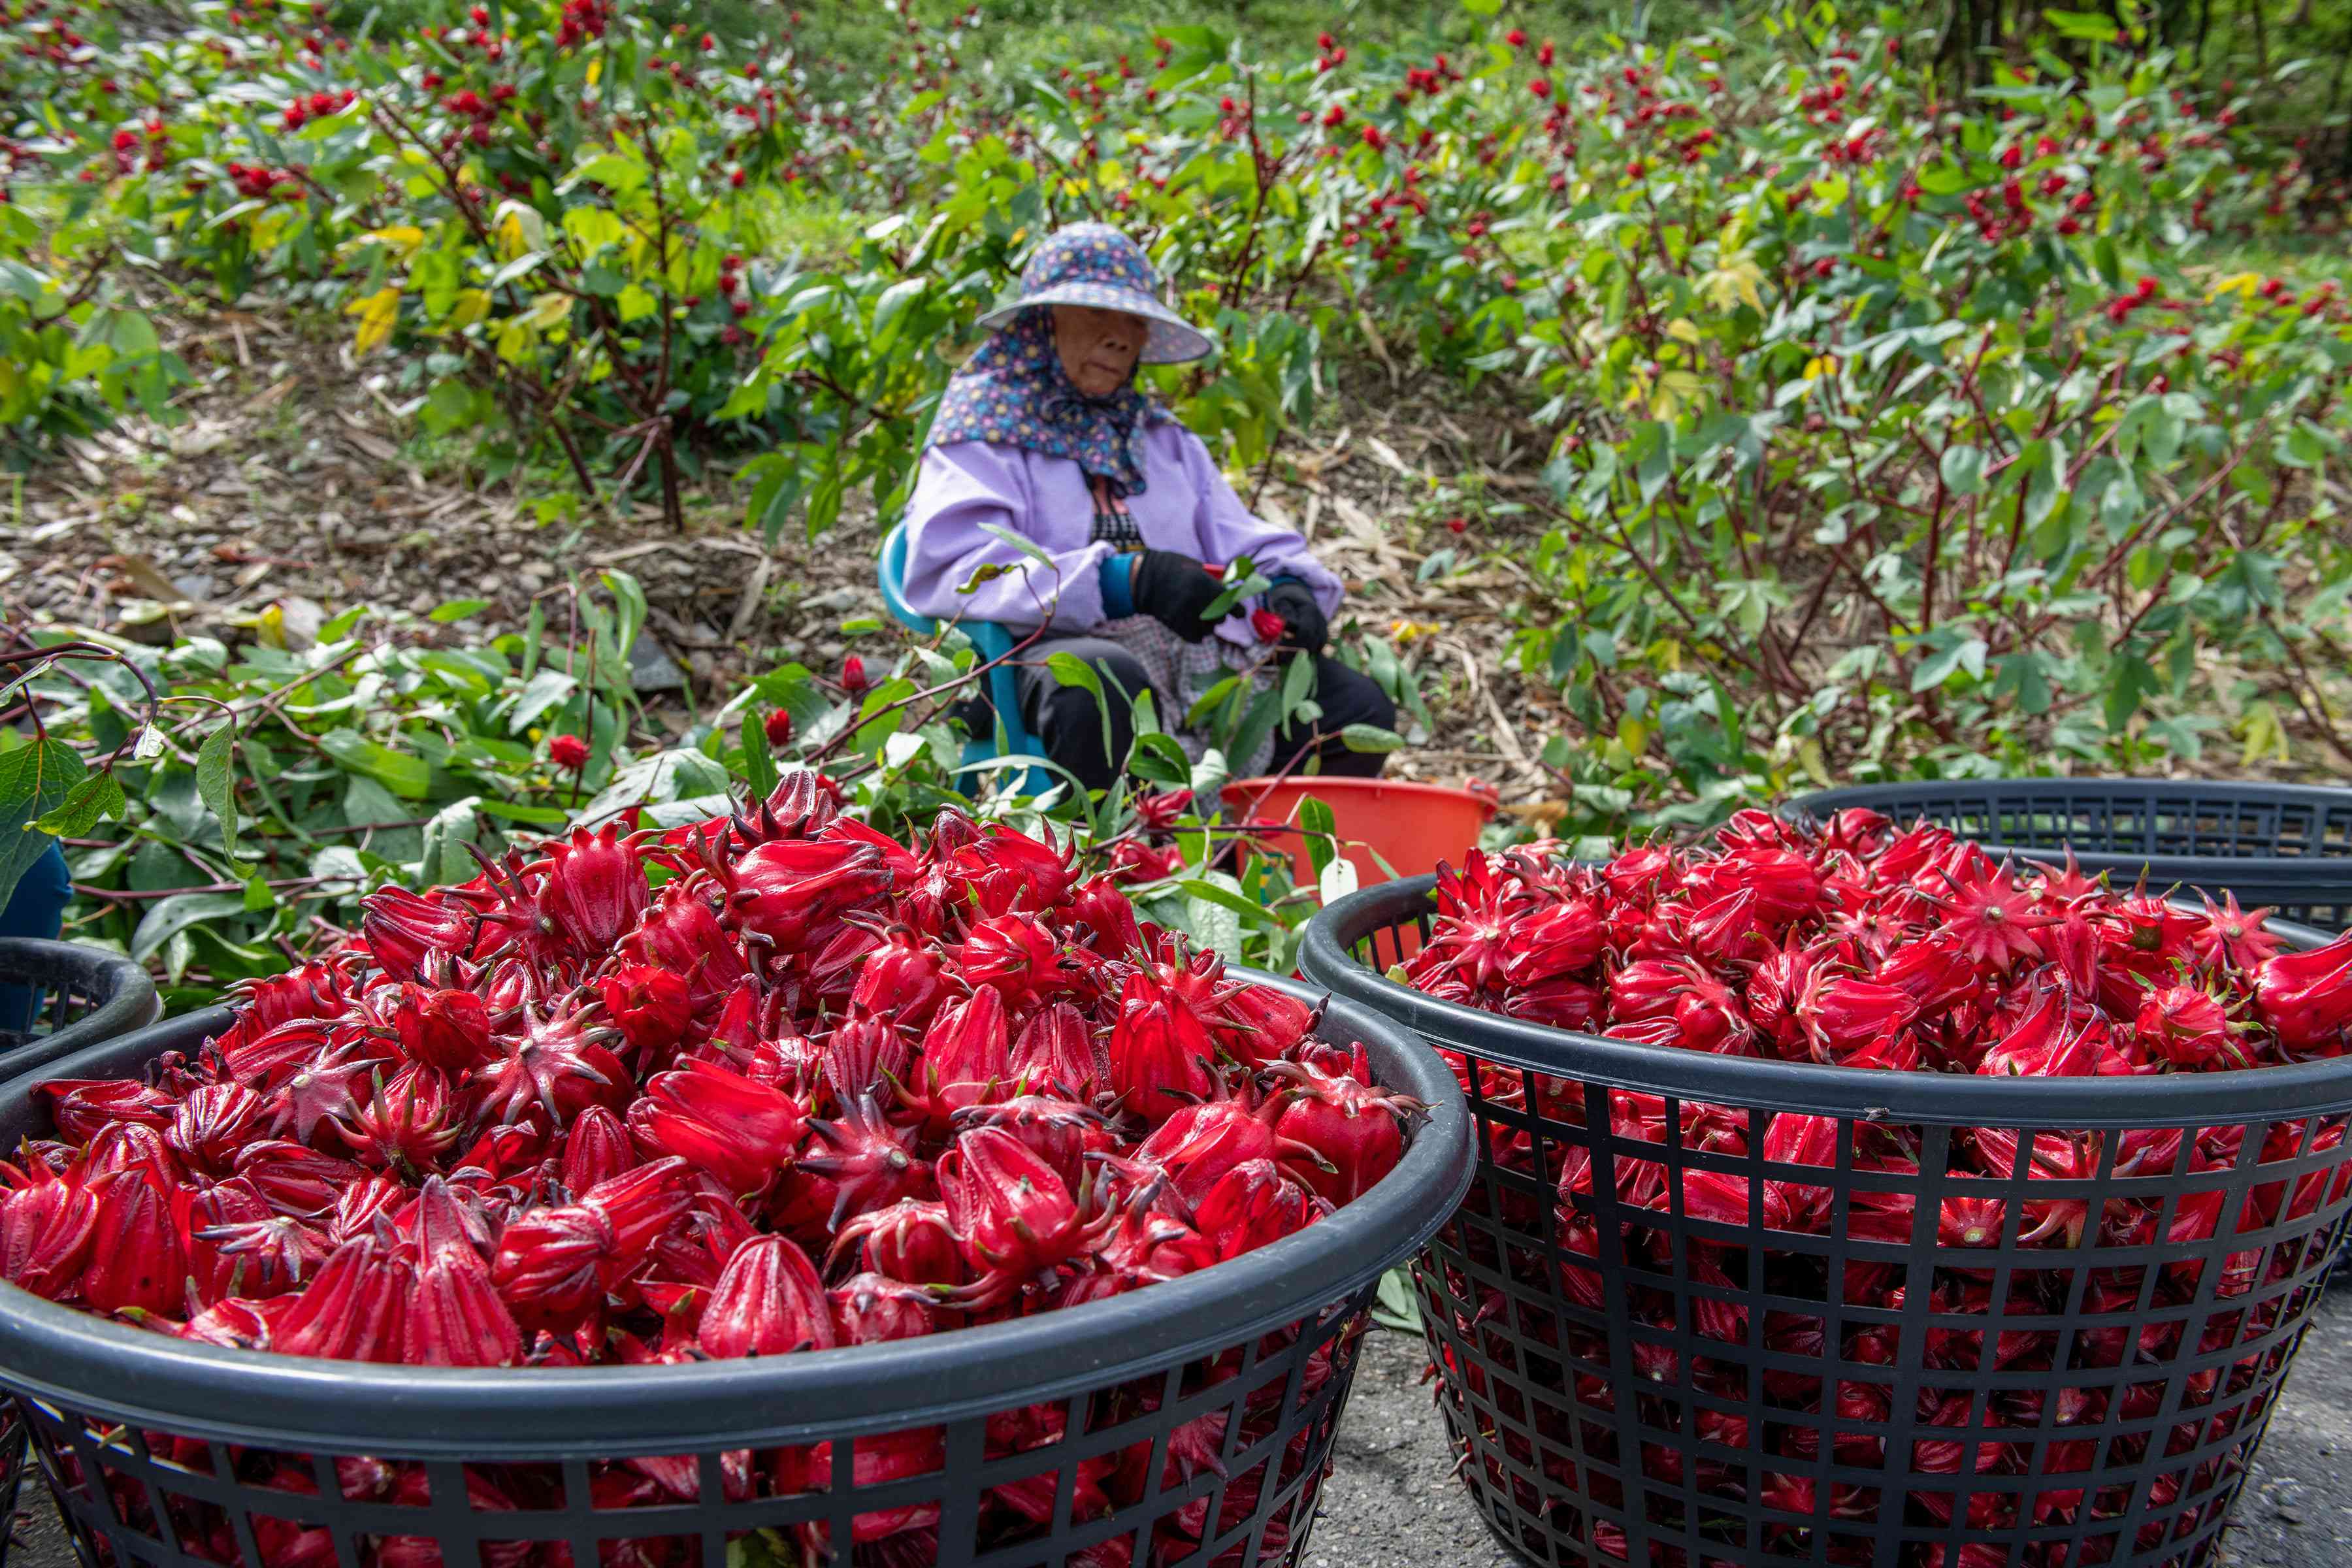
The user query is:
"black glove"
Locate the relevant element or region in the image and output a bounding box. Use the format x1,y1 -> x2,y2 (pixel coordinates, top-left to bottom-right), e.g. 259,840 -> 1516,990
1263,578 -> 1329,655
1130,549 -> 1226,643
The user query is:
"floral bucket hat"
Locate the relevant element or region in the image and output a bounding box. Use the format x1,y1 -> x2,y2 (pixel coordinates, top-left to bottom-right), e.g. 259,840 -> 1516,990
972,223 -> 1215,365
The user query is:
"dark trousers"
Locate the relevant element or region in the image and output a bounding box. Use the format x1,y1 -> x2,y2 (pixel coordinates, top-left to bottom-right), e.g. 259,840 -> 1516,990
1,841 -> 72,1034
1013,636 -> 1397,794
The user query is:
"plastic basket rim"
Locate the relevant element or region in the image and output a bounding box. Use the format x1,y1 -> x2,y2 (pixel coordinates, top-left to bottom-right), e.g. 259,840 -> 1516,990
0,970 -> 1477,1459
0,937 -> 161,1075
1789,779 -> 2352,879
1300,874 -> 2352,1124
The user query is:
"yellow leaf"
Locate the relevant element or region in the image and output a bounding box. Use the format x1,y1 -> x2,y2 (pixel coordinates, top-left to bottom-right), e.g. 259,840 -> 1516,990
1796,736 -> 1831,788
1649,368 -> 1703,421
562,206 -> 625,253
496,314 -> 536,363
446,288 -> 491,330
1665,317 -> 1702,345
1803,353 -> 1839,381
1098,159 -> 1127,189
2206,271 -> 2264,301
346,286 -> 400,356
526,290 -> 571,331
2239,700 -> 2289,767
585,56 -> 600,86
1700,247 -> 1766,314
356,224 -> 425,258
493,200 -> 546,261
1618,716 -> 1650,760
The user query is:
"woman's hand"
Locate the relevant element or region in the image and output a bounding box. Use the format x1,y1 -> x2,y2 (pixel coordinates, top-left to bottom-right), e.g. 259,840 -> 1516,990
1130,549 -> 1227,642
1262,579 -> 1330,655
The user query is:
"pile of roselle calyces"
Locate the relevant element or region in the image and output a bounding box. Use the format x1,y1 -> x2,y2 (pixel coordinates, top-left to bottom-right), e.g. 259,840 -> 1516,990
1398,808 -> 2352,1564
0,774 -> 1421,1566
1408,806 -> 2352,1074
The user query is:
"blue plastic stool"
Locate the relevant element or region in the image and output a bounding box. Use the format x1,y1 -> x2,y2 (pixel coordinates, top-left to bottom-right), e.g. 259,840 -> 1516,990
877,522 -> 1054,797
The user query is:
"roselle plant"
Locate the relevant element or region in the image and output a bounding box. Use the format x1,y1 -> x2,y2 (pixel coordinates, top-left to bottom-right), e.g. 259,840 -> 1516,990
7,0 -> 2348,832
6,555 -> 1383,1002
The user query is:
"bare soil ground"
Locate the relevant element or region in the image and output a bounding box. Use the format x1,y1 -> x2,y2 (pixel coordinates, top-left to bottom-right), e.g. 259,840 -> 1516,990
2,308 -> 1569,813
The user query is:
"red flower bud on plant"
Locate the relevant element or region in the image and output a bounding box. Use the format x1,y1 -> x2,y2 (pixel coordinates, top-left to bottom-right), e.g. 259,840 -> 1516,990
548,732 -> 589,770
764,708 -> 794,747
840,653 -> 868,693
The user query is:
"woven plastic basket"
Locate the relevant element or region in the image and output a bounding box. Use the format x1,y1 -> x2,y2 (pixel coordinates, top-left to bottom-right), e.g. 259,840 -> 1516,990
0,977 -> 1473,1568
1302,876 -> 2352,1568
1789,780 -> 2352,934
0,937 -> 159,1079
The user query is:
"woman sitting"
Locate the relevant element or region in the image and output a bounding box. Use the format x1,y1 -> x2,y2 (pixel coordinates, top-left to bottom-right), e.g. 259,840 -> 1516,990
900,223 -> 1395,793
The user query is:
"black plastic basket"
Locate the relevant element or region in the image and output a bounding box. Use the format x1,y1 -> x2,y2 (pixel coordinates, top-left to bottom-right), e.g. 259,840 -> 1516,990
0,977 -> 1473,1568
1789,780 -> 2352,934
0,939 -> 156,1568
1301,876 -> 2352,1568
0,938 -> 158,1078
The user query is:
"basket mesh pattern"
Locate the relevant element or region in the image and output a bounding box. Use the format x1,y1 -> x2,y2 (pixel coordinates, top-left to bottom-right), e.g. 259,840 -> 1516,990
0,939 -> 161,1068
1790,783 -> 2352,934
1345,913 -> 2352,1568
18,1296 -> 1371,1568
0,1405 -> 25,1568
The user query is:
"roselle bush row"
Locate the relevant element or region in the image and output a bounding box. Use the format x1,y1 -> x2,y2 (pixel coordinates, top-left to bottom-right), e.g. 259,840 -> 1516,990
7,0 -> 2351,802
0,772 -> 1421,1563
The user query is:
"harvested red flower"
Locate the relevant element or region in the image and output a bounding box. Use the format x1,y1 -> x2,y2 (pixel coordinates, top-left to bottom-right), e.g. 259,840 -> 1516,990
6,797 -> 1416,1413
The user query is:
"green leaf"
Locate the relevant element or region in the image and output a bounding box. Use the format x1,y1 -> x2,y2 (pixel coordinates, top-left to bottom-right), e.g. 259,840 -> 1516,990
1171,874 -> 1274,930
197,719 -> 240,864
130,892 -> 250,964
1128,732 -> 1192,788
1339,724 -> 1405,753
508,668 -> 580,734
1911,636 -> 1987,693
420,796 -> 483,885
430,598 -> 493,623
740,710 -> 779,800
1297,792 -> 1337,878
1202,571 -> 1271,623
2044,8 -> 2120,40
32,770 -> 126,838
869,277 -> 926,351
318,728 -> 433,799
1371,1263 -> 1422,1333
602,570 -> 648,662
1939,444 -> 1987,496
0,738 -> 86,909
1045,652 -> 1117,779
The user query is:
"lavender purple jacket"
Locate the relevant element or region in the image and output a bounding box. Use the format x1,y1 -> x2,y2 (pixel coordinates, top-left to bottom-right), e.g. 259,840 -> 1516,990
901,424 -> 1345,647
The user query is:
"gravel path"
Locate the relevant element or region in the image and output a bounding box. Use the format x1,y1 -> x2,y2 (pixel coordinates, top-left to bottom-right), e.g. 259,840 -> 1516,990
11,1292 -> 2351,1568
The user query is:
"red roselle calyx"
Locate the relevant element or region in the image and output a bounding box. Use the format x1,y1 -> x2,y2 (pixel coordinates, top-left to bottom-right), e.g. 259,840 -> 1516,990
4,798 -> 1414,1480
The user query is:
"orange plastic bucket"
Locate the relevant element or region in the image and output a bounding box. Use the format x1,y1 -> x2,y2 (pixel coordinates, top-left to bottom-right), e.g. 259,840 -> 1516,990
1224,776 -> 1495,896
